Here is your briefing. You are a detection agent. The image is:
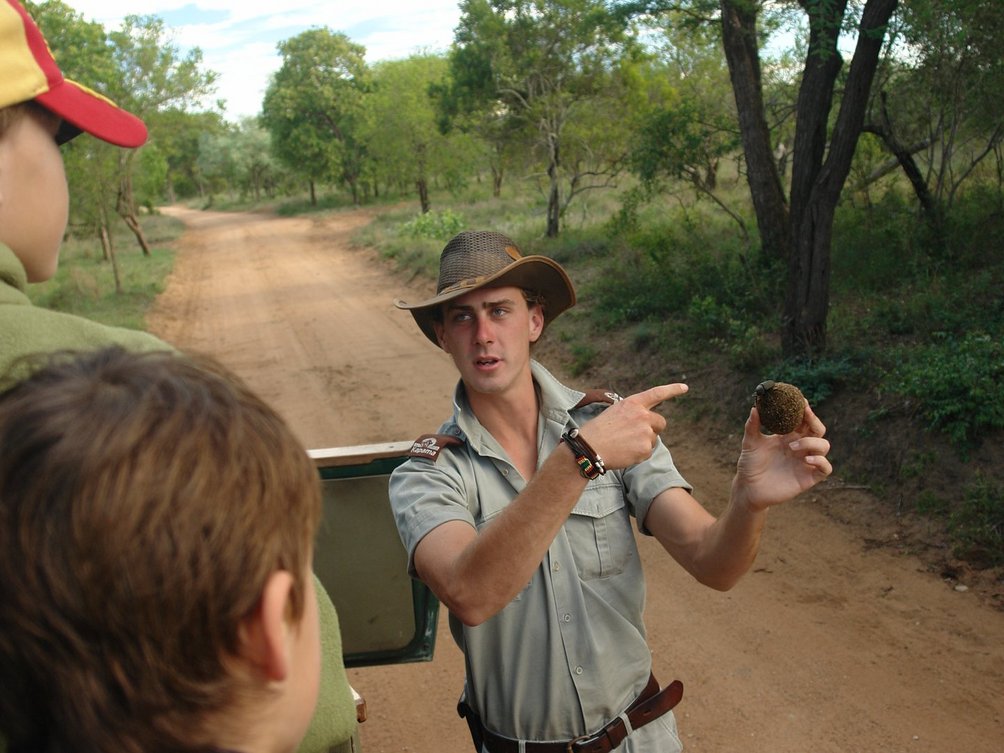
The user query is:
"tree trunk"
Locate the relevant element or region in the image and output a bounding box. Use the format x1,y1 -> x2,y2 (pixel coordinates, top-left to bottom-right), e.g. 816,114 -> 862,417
720,1 -> 789,262
546,134 -> 560,238
415,144 -> 431,213
100,204 -> 123,295
309,180 -> 317,206
783,0 -> 898,357
492,166 -> 503,198
118,166 -> 151,257
720,0 -> 898,358
99,224 -> 111,262
417,177 -> 431,214
121,212 -> 152,257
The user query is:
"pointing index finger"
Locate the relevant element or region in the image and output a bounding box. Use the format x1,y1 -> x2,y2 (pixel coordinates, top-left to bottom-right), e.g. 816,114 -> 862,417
628,383 -> 689,410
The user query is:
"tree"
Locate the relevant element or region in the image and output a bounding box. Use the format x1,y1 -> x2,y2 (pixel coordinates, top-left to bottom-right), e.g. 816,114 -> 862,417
28,2 -> 217,256
107,15 -> 217,253
626,18 -> 746,240
433,49 -> 529,200
721,0 -> 898,356
365,55 -> 455,213
26,0 -> 126,263
154,109 -> 229,201
862,0 -> 1004,251
233,120 -> 282,202
450,0 -> 637,237
196,119 -> 284,203
618,0 -> 898,357
261,29 -> 370,205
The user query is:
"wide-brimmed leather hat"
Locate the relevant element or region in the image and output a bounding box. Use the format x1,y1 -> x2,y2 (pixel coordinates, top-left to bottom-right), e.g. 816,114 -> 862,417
395,230 -> 576,346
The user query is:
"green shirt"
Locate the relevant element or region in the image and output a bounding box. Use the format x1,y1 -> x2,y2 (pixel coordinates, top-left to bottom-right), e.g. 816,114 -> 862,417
0,243 -> 165,382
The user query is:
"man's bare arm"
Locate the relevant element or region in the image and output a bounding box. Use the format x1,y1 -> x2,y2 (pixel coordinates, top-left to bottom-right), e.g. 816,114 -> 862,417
414,383 -> 689,625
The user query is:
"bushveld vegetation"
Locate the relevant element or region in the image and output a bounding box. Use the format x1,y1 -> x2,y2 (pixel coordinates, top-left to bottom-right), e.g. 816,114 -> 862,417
28,0 -> 1003,575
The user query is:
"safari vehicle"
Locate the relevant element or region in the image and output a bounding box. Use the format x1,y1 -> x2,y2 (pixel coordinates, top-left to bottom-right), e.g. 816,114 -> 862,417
309,441 -> 440,749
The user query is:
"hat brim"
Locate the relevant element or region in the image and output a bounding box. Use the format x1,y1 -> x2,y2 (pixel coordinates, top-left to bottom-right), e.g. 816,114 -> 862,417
395,255 -> 576,346
35,78 -> 147,148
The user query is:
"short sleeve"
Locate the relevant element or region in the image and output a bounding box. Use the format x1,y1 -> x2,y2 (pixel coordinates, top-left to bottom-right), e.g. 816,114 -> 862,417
621,438 -> 692,536
389,455 -> 476,577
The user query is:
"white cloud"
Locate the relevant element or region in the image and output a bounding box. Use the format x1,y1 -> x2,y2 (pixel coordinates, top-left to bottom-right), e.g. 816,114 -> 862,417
61,1 -> 462,119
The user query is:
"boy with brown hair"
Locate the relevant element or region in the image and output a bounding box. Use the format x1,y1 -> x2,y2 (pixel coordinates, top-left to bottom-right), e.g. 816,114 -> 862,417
0,346 -> 323,753
0,3 -> 357,750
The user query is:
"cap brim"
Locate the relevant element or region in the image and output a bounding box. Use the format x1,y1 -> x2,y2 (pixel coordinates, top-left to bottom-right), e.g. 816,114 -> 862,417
395,255 -> 576,346
35,78 -> 147,148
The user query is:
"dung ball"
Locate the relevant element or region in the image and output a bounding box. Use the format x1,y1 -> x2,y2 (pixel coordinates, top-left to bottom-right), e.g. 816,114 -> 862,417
754,381 -> 805,434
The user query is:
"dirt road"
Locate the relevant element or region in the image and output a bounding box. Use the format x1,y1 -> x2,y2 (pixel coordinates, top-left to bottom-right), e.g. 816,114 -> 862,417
148,206 -> 1003,753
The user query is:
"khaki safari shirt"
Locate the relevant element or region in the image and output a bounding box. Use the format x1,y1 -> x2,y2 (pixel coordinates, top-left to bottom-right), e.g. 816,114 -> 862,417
389,361 -> 691,745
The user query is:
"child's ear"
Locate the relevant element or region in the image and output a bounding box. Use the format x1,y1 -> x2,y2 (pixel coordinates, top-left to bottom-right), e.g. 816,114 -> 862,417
237,571 -> 296,682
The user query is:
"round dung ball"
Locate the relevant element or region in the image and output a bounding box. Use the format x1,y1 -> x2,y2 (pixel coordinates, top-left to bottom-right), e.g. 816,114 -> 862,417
754,381 -> 805,434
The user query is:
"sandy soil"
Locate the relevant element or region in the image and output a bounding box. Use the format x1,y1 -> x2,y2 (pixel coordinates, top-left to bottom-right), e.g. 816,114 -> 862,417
148,206 -> 1004,753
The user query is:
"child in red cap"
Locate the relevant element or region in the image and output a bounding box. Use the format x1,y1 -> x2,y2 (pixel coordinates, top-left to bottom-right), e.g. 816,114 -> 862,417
0,3 -> 358,752
0,0 -> 160,368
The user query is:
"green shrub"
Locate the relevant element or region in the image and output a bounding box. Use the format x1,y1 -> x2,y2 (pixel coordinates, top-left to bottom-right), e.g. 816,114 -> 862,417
860,271 -> 1002,341
568,343 -> 599,376
950,474 -> 1004,568
629,321 -> 662,352
764,355 -> 862,406
832,191 -> 919,293
941,185 -> 1004,269
399,209 -> 466,240
915,490 -> 948,516
889,332 -> 1004,449
589,211 -> 779,335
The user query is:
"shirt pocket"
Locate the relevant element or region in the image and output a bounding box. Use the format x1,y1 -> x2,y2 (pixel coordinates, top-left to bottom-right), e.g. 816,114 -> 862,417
566,479 -> 633,580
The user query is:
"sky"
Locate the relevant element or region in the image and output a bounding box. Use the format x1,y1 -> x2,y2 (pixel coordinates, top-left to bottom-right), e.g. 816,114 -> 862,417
64,1 -> 465,120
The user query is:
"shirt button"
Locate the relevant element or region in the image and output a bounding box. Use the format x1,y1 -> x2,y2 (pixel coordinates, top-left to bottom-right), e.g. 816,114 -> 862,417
563,613 -> 571,622
552,561 -> 561,572
575,666 -> 584,675
502,468 -> 509,476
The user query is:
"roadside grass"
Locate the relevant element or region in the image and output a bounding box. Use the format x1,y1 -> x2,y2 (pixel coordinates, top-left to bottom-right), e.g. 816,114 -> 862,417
26,212 -> 184,331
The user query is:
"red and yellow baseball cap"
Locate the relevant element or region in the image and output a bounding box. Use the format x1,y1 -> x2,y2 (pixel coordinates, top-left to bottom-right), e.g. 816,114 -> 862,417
1,0 -> 147,147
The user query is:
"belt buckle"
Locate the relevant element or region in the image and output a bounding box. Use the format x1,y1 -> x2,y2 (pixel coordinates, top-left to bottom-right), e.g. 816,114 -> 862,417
566,733 -> 592,753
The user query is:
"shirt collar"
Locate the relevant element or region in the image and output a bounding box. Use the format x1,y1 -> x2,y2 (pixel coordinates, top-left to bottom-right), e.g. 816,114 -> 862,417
0,243 -> 30,304
449,359 -> 585,448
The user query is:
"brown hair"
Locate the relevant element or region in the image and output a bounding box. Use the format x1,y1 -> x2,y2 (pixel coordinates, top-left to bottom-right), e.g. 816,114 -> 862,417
0,347 -> 322,753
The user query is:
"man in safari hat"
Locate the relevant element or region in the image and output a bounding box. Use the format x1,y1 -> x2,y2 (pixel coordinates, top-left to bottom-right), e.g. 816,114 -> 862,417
0,4 -> 358,752
389,230 -> 833,752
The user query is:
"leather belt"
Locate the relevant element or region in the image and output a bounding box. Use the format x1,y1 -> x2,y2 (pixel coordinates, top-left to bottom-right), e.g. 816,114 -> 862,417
478,674 -> 684,753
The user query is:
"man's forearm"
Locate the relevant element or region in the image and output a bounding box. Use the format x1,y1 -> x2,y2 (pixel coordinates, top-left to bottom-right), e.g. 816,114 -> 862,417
695,478 -> 769,590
